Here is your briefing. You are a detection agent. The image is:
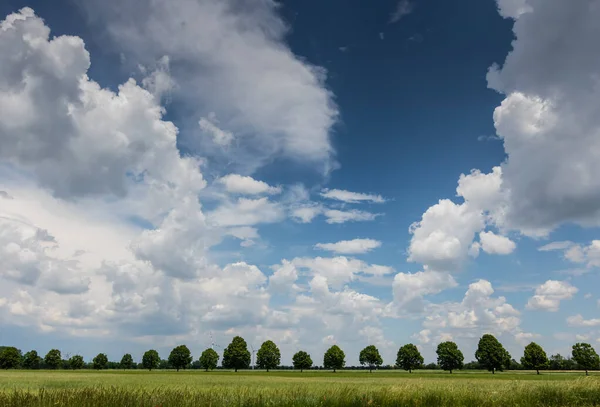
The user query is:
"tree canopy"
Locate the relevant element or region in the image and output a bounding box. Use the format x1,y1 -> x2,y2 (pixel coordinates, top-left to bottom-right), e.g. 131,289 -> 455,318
120,353 -> 134,369
222,336 -> 251,372
323,345 -> 345,372
22,350 -> 41,370
168,345 -> 193,372
436,341 -> 464,373
93,353 -> 108,370
0,347 -> 21,369
572,343 -> 600,376
292,351 -> 313,372
199,348 -> 220,371
396,344 -> 424,373
256,340 -> 281,372
475,334 -> 511,374
68,355 -> 85,370
359,345 -> 383,373
44,349 -> 62,370
521,342 -> 549,374
142,350 -> 160,371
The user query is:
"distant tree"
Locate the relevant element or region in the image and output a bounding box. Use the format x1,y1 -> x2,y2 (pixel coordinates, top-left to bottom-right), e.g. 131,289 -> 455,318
159,359 -> 170,369
359,345 -> 383,373
436,341 -> 464,374
222,336 -> 251,372
44,349 -> 62,370
424,362 -> 439,370
93,353 -> 108,370
142,350 -> 160,371
572,343 -> 600,376
68,355 -> 85,370
198,348 -> 219,371
120,354 -> 134,370
168,345 -> 193,372
256,340 -> 281,372
521,342 -> 549,374
509,359 -> 523,370
22,350 -> 42,370
463,360 -> 482,370
0,347 -> 22,369
475,334 -> 511,374
323,345 -> 345,373
396,344 -> 424,373
292,351 -> 313,372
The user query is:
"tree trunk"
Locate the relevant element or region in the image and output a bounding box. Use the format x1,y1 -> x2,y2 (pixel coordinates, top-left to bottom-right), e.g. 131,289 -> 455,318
536,369 -> 539,375
333,369 -> 336,373
586,370 -> 588,376
267,368 -> 269,372
301,369 -> 303,373
370,368 -> 372,373
409,369 -> 412,373
235,367 -> 238,372
450,370 -> 452,374
492,369 -> 495,374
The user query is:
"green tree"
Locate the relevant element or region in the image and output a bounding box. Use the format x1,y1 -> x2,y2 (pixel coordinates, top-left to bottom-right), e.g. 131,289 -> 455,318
359,345 -> 383,373
142,350 -> 160,371
198,348 -> 220,371
256,340 -> 281,372
572,342 -> 600,376
323,345 -> 345,373
68,355 -> 85,370
92,353 -> 108,370
44,349 -> 62,370
22,350 -> 42,370
0,347 -> 21,369
396,344 -> 424,373
120,353 -> 134,369
436,341 -> 464,374
475,334 -> 511,374
292,351 -> 313,372
168,345 -> 193,372
222,336 -> 251,372
521,342 -> 549,375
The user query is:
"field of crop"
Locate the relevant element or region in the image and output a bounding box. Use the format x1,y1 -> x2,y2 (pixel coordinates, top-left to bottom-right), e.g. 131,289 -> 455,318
1,370 -> 599,407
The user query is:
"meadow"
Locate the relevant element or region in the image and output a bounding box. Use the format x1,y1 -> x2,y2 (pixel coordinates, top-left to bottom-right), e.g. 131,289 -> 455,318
1,370 -> 600,407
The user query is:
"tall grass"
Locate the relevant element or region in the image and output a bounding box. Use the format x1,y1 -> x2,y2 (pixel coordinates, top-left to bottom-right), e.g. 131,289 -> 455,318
2,379 -> 600,407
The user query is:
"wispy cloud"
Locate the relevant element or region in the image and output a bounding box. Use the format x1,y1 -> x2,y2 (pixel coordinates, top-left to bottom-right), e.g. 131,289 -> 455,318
389,0 -> 414,23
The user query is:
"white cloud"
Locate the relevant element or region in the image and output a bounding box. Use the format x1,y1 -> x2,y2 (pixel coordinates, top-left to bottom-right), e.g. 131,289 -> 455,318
268,260 -> 300,295
496,0 -> 532,19
290,204 -> 323,223
526,280 -> 578,312
320,189 -> 386,204
567,314 -> 600,328
207,197 -> 284,227
389,0 -> 414,23
515,331 -> 541,344
390,270 -> 457,313
538,241 -> 575,252
540,240 -> 600,268
78,0 -> 339,174
478,231 -> 516,255
217,174 -> 281,195
324,209 -> 381,224
198,113 -> 234,147
314,238 -> 382,255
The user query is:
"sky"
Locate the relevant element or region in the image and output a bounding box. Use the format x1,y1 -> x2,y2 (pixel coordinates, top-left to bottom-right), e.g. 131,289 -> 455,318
1,0 -> 599,366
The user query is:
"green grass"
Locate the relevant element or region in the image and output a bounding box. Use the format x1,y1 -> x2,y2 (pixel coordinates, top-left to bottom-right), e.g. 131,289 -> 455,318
1,370 -> 599,406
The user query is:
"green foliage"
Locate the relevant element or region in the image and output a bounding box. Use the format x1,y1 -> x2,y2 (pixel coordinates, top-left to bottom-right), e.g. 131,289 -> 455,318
68,355 -> 85,370
222,336 -> 251,372
475,334 -> 511,373
292,351 -> 313,372
436,341 -> 464,373
359,345 -> 383,372
396,344 -> 424,373
22,350 -> 41,370
256,340 -> 281,372
142,350 -> 160,371
168,345 -> 193,372
198,348 -> 219,371
92,353 -> 108,370
44,349 -> 62,370
549,354 -> 577,370
120,354 -> 134,369
572,343 -> 600,375
323,345 -> 345,372
521,342 -> 549,374
0,347 -> 21,370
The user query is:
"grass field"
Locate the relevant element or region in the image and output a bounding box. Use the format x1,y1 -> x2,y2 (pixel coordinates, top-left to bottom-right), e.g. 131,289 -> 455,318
1,370 -> 599,406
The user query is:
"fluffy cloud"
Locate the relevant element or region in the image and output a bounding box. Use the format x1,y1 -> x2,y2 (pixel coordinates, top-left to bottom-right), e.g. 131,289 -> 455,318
566,315 -> 600,328
324,209 -> 381,224
390,270 -> 457,313
478,231 -> 516,255
290,204 -> 323,223
320,189 -> 386,204
538,240 -> 600,268
526,280 -> 578,312
217,174 -> 281,195
207,197 -> 284,227
389,0 -> 414,23
314,238 -> 382,254
198,113 -> 234,147
78,0 -> 338,174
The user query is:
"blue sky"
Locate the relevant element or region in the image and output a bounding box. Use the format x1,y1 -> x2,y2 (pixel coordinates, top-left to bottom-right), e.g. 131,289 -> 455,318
1,0 -> 599,366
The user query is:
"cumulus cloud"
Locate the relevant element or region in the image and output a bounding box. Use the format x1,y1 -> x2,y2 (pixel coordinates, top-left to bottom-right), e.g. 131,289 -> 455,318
526,280 -> 578,312
198,113 -> 234,147
290,204 -> 324,223
538,240 -> 600,268
566,314 -> 600,328
478,231 -> 516,255
320,189 -> 386,204
324,209 -> 381,224
390,270 -> 458,313
217,174 -> 281,195
207,197 -> 285,227
314,238 -> 382,254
